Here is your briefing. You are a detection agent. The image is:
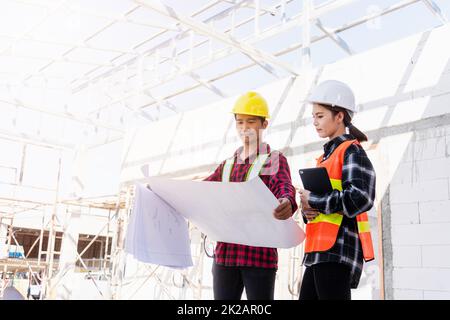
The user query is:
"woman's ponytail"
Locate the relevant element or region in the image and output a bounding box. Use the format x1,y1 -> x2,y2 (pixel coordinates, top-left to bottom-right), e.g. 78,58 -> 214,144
325,104 -> 368,142
345,121 -> 368,142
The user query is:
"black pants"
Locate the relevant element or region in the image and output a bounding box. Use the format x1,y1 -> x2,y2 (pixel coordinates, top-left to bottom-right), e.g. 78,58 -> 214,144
212,262 -> 276,300
299,262 -> 351,300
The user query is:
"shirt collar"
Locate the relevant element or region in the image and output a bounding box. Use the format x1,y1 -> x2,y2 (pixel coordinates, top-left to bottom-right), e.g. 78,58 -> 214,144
323,134 -> 354,159
234,142 -> 271,162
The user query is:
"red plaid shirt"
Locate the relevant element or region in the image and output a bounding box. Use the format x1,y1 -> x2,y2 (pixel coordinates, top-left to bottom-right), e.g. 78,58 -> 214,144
205,143 -> 298,269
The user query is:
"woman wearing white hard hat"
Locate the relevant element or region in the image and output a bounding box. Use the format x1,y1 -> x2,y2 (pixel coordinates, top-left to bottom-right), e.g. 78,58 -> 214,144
298,80 -> 377,300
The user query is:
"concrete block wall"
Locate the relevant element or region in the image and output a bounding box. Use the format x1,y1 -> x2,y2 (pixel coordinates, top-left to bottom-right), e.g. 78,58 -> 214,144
389,123 -> 450,300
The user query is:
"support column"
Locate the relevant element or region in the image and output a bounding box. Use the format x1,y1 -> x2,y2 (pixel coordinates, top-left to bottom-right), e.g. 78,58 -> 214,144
54,206 -> 81,300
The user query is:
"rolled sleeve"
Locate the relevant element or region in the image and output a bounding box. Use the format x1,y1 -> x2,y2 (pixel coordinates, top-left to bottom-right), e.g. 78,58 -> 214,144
203,162 -> 224,182
266,152 -> 298,214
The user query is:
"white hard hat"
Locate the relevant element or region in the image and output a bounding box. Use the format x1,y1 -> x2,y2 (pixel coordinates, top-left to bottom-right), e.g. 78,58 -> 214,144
308,80 -> 357,118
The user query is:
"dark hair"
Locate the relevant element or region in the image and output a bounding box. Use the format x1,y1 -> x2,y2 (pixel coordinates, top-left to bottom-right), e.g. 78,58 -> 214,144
234,114 -> 266,124
321,105 -> 368,142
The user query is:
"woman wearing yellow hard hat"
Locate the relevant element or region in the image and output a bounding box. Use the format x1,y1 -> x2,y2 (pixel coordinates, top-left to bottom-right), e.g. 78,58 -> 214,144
204,91 -> 298,300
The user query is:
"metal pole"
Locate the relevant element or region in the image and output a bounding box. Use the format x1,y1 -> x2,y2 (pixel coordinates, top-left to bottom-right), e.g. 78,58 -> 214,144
110,187 -> 131,300
2,218 -> 13,296
255,0 -> 261,36
301,0 -> 312,70
103,209 -> 111,272
37,210 -> 45,267
42,154 -> 62,299
377,199 -> 385,300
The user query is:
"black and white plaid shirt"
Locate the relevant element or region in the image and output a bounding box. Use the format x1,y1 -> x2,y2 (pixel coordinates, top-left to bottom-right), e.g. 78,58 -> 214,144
302,134 -> 376,289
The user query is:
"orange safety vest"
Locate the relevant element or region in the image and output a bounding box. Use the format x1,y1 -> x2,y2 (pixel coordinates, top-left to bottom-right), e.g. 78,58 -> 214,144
304,139 -> 375,262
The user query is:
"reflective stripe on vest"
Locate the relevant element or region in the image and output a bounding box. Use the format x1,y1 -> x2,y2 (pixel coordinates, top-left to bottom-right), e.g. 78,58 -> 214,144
304,139 -> 375,262
305,171 -> 344,252
356,212 -> 375,261
222,153 -> 270,182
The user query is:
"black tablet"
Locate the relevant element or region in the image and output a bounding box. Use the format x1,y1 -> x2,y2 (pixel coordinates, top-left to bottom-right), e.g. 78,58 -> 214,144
299,167 -> 333,195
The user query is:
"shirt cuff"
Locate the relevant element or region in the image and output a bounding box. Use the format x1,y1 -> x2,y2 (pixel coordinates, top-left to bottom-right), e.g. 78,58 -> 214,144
300,211 -> 308,224
308,192 -> 325,212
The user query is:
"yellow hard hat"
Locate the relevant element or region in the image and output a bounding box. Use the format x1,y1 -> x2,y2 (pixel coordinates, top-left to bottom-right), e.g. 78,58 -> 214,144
232,91 -> 270,119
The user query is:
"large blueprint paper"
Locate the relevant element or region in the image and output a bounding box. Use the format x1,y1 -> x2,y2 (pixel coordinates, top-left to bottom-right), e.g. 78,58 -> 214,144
146,176 -> 305,248
125,184 -> 193,268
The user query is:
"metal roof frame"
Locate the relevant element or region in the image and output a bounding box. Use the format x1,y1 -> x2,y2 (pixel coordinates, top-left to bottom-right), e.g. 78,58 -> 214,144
0,0 -> 446,148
